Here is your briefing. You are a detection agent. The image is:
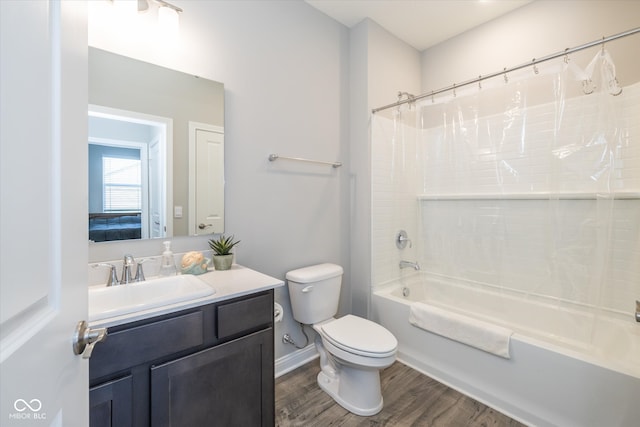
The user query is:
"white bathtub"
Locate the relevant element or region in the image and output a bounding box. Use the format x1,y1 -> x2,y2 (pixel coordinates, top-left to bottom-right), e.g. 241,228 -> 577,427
372,274 -> 640,427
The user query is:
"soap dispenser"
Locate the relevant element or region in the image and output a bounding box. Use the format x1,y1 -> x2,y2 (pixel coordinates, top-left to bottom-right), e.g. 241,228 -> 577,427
159,241 -> 177,276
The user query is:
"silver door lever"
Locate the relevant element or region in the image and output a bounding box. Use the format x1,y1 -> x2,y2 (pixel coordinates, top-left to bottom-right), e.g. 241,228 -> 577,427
73,320 -> 107,359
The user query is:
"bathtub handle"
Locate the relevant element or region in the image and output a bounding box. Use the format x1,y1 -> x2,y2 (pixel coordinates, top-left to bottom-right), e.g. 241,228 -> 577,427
302,286 -> 314,293
396,230 -> 412,249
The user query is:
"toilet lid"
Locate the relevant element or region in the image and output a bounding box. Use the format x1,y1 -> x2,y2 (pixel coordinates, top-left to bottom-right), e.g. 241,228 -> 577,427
320,315 -> 397,358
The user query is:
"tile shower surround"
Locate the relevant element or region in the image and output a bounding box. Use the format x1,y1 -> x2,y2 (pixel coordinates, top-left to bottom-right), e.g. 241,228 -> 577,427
372,82 -> 640,314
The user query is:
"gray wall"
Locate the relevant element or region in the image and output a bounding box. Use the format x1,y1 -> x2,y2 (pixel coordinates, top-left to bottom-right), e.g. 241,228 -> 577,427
421,1 -> 640,92
349,19 -> 421,318
88,0 -> 351,360
88,0 -> 640,362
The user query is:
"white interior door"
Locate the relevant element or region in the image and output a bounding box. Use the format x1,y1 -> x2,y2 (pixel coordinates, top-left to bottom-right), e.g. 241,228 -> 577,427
189,124 -> 224,235
1,1 -> 89,426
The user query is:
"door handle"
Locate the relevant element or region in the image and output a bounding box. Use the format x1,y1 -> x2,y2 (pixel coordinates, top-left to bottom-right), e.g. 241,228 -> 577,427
73,320 -> 107,359
198,223 -> 213,230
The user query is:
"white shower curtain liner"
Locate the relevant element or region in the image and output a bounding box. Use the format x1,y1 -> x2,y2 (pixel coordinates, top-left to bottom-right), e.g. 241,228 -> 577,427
371,49 -> 640,349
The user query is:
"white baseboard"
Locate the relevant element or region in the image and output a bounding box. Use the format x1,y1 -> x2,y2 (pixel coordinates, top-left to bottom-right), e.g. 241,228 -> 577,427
275,345 -> 318,378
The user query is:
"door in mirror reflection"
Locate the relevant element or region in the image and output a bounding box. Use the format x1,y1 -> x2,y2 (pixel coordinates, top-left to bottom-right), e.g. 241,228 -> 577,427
88,106 -> 172,242
190,123 -> 224,235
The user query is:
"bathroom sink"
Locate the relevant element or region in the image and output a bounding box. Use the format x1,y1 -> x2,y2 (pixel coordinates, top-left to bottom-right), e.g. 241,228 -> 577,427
89,275 -> 215,322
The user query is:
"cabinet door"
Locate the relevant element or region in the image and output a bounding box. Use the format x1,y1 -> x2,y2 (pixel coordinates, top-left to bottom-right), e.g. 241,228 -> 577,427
151,329 -> 274,427
90,375 -> 133,427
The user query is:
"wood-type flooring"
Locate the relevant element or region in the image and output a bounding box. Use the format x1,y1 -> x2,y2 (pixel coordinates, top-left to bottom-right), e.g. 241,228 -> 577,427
275,360 -> 527,427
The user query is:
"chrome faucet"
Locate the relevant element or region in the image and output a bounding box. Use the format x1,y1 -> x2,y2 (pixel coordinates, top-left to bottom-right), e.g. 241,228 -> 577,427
92,263 -> 120,286
134,259 -> 146,282
93,256 -> 145,287
636,300 -> 640,323
399,260 -> 420,270
121,254 -> 136,284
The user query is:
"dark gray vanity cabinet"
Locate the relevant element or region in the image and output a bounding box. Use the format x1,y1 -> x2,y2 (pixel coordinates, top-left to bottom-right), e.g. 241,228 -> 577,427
151,329 -> 272,426
90,375 -> 133,427
89,290 -> 275,427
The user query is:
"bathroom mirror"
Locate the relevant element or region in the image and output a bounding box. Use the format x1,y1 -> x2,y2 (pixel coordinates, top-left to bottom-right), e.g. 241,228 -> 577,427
88,47 -> 224,242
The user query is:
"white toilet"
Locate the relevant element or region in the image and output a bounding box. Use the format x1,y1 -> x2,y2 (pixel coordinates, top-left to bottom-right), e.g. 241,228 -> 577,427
287,263 -> 397,416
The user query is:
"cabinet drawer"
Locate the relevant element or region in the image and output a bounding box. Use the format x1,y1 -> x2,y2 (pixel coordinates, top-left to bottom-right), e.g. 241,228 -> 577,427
217,293 -> 272,339
91,311 -> 204,380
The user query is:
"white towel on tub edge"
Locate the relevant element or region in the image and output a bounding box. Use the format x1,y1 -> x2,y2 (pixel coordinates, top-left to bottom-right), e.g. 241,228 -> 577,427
409,301 -> 513,359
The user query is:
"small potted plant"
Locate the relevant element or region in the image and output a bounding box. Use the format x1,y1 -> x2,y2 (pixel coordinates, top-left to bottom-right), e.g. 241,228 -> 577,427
208,234 -> 240,271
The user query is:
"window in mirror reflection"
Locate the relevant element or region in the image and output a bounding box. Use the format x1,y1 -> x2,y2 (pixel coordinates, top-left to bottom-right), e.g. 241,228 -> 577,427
88,106 -> 170,242
103,153 -> 142,211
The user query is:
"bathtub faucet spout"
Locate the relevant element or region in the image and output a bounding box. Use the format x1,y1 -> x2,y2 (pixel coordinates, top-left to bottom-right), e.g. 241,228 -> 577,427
400,260 -> 420,270
636,300 -> 640,323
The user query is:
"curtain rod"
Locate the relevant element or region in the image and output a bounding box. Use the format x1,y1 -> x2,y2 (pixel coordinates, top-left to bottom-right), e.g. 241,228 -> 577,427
372,27 -> 640,114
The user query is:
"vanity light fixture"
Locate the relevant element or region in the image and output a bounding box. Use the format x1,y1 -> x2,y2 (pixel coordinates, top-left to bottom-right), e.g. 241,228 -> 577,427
137,0 -> 150,12
138,0 -> 183,14
141,0 -> 182,36
113,0 -> 138,14
129,0 -> 183,34
155,0 -> 182,14
157,4 -> 180,36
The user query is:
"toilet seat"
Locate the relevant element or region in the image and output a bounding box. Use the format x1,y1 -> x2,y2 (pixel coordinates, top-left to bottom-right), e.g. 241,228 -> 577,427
319,315 -> 397,358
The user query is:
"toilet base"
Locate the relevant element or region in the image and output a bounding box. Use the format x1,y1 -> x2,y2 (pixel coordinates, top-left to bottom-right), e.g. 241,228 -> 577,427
316,368 -> 383,416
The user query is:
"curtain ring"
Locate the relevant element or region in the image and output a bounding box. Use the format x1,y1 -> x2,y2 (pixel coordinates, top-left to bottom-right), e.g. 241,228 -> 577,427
532,59 -> 539,75
503,68 -> 508,84
610,77 -> 623,96
478,75 -> 482,90
395,91 -> 403,116
564,48 -> 570,64
431,90 -> 434,103
453,83 -> 456,97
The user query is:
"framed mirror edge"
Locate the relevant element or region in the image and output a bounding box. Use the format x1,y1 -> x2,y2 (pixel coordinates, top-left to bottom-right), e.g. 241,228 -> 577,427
88,47 -> 225,244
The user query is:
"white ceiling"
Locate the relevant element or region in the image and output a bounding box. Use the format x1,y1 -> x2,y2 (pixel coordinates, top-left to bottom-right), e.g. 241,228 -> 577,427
305,0 -> 533,51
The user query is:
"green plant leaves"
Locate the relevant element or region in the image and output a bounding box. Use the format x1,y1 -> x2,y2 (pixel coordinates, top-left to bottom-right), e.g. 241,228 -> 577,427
208,234 -> 241,255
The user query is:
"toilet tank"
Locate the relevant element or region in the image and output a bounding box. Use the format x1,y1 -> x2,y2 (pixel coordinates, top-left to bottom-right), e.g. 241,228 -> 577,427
286,263 -> 343,325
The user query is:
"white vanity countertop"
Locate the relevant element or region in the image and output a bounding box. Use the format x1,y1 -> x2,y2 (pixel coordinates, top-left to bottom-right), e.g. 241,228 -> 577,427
89,264 -> 284,328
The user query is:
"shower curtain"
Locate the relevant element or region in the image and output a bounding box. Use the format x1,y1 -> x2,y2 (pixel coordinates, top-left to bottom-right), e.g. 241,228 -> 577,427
371,50 -> 640,345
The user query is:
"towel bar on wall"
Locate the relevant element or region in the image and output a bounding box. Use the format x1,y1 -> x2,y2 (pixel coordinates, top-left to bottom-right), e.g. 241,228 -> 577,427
268,154 -> 342,168
417,192 -> 640,200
